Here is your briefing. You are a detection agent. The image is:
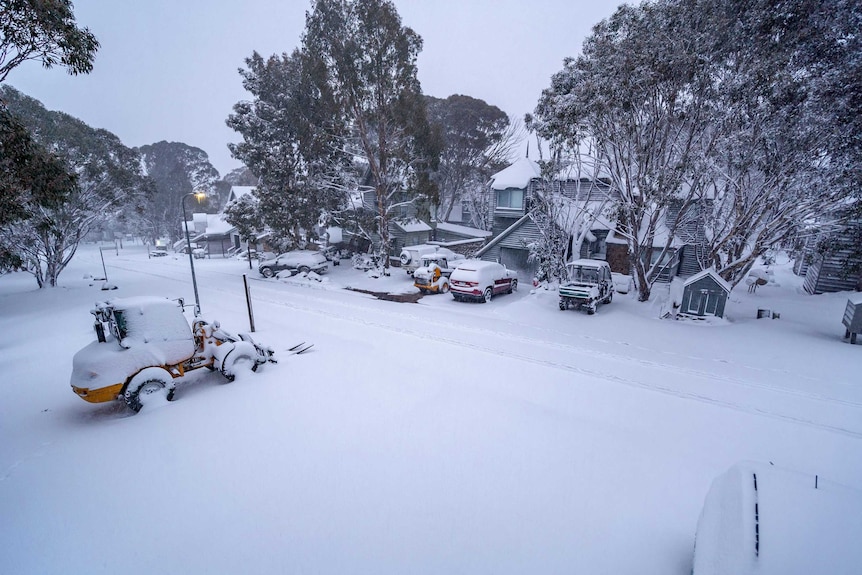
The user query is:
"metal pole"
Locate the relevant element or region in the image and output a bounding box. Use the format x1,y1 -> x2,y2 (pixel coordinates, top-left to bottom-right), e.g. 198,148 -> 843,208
243,274 -> 256,332
182,193 -> 202,316
99,246 -> 108,281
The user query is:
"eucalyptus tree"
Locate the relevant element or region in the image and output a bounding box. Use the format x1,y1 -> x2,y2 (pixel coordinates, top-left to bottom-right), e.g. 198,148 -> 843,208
227,49 -> 346,249
532,0 -> 715,300
424,94 -> 519,225
1,86 -> 145,287
137,141 -> 220,243
0,0 -> 98,83
302,0 -> 439,272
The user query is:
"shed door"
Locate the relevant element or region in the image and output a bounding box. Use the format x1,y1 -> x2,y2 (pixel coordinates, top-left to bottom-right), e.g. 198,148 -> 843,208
687,289 -> 710,315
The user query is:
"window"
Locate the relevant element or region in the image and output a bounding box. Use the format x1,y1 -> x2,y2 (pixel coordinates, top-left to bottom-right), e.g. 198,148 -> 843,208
496,188 -> 524,210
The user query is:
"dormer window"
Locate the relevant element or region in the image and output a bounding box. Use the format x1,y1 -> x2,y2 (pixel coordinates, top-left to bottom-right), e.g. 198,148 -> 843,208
496,188 -> 524,210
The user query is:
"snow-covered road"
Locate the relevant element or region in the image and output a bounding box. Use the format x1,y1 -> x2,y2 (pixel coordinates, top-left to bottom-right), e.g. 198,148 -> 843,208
2,245 -> 860,574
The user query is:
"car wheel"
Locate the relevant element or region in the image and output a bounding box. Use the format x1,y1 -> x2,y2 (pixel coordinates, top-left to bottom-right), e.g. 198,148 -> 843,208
400,253 -> 410,265
559,300 -> 566,311
124,368 -> 173,413
261,267 -> 274,278
587,303 -> 597,315
483,287 -> 493,303
440,281 -> 450,294
220,342 -> 259,383
509,279 -> 518,293
299,265 -> 310,274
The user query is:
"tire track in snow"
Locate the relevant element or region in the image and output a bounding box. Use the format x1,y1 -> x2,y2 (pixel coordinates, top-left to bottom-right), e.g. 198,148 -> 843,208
248,291 -> 862,440
108,261 -> 862,438
239,278 -> 862,411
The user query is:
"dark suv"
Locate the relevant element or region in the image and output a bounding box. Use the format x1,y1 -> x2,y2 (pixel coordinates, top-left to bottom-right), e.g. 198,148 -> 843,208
259,251 -> 329,278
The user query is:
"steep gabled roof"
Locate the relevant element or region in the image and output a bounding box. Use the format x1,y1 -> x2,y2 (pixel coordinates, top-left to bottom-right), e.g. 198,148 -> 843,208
490,158 -> 541,191
684,269 -> 732,293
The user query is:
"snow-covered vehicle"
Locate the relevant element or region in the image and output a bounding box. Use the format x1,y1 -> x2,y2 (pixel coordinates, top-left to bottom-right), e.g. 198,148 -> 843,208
412,253 -> 466,294
69,297 -> 276,412
259,250 -> 329,278
399,245 -> 460,275
449,260 -> 518,303
558,259 -> 614,314
149,245 -> 168,258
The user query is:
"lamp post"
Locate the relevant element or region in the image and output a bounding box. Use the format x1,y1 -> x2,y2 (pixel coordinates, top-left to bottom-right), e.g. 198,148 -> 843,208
182,191 -> 206,316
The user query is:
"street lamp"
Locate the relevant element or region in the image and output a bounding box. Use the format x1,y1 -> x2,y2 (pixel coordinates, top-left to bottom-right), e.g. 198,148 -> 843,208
182,191 -> 206,316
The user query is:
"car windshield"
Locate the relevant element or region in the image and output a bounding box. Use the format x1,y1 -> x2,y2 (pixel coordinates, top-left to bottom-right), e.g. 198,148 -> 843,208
569,266 -> 599,283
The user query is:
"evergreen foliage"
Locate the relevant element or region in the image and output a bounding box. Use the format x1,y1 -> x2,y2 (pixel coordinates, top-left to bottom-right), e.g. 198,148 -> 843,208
424,94 -> 518,226
0,0 -> 99,83
137,141 -> 221,243
0,86 -> 146,287
531,0 -> 861,299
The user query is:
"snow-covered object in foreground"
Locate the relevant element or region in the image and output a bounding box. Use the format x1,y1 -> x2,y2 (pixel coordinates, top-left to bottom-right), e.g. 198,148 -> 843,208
559,259 -> 614,314
69,296 -> 276,412
693,462 -> 862,575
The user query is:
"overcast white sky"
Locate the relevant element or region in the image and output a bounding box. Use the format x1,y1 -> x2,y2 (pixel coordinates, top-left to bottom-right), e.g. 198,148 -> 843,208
6,0 -> 623,176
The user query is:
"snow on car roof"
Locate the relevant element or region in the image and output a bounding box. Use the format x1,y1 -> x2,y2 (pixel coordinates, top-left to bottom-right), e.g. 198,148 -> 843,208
455,259 -> 499,271
567,259 -> 610,268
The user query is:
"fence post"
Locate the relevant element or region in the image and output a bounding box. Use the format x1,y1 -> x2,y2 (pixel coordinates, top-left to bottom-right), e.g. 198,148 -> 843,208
243,274 -> 256,332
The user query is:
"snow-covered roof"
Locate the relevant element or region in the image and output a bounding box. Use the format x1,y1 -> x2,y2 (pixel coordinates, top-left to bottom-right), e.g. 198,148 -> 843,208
394,220 -> 432,233
436,222 -> 493,238
693,461 -> 862,575
848,292 -> 862,305
185,213 -> 235,242
684,269 -> 732,293
490,158 -> 541,190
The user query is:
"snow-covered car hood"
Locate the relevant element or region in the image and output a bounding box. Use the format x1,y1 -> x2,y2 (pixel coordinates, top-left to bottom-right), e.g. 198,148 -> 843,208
70,336 -> 194,391
559,282 -> 599,299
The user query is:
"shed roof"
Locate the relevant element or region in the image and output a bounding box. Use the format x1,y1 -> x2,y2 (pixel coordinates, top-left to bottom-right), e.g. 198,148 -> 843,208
394,220 -> 432,233
436,222 -> 492,238
684,269 -> 732,293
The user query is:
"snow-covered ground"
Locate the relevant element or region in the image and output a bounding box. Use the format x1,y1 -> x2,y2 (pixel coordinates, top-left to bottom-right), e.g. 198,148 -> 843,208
1,244 -> 860,574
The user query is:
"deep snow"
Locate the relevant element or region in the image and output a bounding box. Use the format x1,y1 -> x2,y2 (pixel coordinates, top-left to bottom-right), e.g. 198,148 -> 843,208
1,244 -> 860,574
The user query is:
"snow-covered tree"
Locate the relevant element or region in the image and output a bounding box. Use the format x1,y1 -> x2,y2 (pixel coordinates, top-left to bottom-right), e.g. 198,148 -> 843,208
0,0 -> 99,83
302,0 -> 439,272
227,50 -> 347,249
532,1 -> 714,300
0,86 -> 145,287
532,0 -> 860,295
425,95 -> 520,225
137,141 -> 220,244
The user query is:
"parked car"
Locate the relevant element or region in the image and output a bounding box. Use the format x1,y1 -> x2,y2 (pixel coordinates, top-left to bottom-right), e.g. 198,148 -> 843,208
558,259 -> 614,314
399,244 -> 437,275
450,260 -> 518,303
150,245 -> 168,258
259,250 -> 329,278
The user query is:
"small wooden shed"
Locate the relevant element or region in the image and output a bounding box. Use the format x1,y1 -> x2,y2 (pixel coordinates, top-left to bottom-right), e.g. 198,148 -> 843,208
842,294 -> 862,344
681,270 -> 731,318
